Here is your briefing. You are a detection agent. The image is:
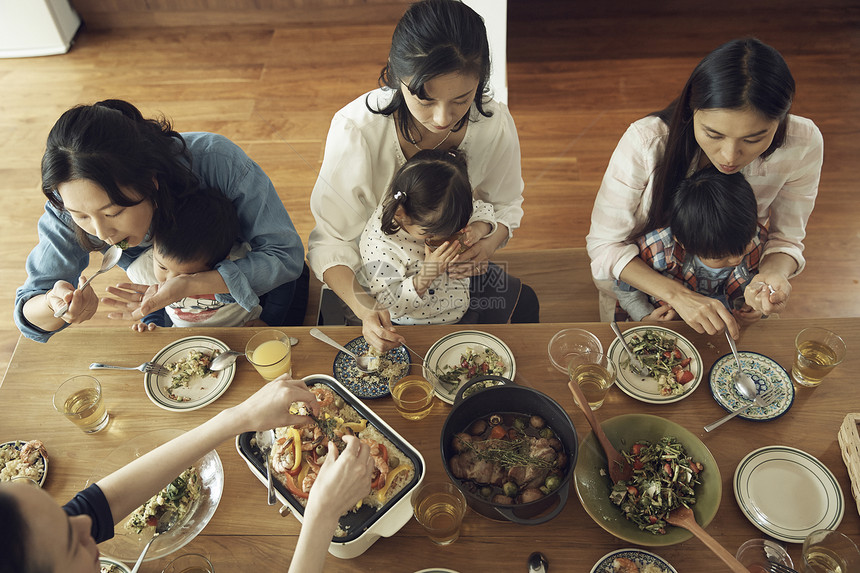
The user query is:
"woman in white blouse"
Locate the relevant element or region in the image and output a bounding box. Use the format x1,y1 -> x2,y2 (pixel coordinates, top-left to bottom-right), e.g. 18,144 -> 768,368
587,37 -> 823,338
308,0 -> 525,349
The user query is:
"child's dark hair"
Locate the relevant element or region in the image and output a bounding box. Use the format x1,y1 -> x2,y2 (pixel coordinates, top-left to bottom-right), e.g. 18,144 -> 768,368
370,0 -> 493,142
669,167 -> 758,259
381,148 -> 472,238
152,186 -> 239,268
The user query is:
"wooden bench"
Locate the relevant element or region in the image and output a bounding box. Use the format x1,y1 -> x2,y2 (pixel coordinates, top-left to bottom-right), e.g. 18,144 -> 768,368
303,247 -> 599,325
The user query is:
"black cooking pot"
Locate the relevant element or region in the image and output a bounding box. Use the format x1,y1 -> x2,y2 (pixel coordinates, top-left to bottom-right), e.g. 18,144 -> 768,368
441,377 -> 578,525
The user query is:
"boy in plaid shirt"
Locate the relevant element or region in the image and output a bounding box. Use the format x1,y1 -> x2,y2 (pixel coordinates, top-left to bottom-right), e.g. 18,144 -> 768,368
614,167 -> 766,323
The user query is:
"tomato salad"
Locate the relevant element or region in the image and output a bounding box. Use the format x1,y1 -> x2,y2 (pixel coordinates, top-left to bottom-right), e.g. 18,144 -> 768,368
623,330 -> 694,396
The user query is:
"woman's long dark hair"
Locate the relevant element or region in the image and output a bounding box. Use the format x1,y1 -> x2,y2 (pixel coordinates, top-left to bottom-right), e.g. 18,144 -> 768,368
381,148 -> 472,238
645,38 -> 795,232
369,0 -> 492,143
40,99 -> 198,250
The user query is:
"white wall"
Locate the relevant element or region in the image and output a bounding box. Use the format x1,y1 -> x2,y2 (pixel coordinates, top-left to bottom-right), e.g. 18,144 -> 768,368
463,0 -> 508,104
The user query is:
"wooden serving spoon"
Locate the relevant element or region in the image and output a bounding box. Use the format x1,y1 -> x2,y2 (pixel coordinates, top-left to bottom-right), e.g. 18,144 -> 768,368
666,507 -> 748,573
567,379 -> 633,483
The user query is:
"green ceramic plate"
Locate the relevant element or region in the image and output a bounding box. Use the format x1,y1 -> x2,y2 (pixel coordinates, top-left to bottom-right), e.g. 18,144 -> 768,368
573,413 -> 721,546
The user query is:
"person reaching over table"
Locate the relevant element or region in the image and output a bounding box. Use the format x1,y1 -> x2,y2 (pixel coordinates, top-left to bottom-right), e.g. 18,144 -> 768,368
15,99 -> 305,343
308,0 -> 526,350
587,37 -> 822,338
360,148 -> 538,325
125,186 -> 278,330
614,167 -> 766,326
0,376 -> 375,573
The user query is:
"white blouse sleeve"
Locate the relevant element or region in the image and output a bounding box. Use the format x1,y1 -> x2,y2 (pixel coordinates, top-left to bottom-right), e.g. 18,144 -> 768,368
467,102 -> 524,242
307,111 -> 394,281
586,119 -> 665,281
759,117 -> 823,276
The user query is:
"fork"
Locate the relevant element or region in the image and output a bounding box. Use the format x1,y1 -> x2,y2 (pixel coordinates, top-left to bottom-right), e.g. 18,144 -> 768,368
610,321 -> 645,375
767,562 -> 800,573
89,362 -> 172,377
704,387 -> 782,432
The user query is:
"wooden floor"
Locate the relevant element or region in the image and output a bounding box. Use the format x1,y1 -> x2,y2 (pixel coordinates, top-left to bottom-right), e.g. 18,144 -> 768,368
2,0 -> 859,374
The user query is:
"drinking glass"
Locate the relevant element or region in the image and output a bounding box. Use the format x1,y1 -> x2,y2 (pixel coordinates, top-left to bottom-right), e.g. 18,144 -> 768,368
162,553 -> 215,573
389,364 -> 434,420
567,352 -> 615,410
735,538 -> 793,573
52,375 -> 109,433
411,481 -> 467,545
246,330 -> 292,380
791,327 -> 846,387
548,328 -> 602,374
802,529 -> 860,573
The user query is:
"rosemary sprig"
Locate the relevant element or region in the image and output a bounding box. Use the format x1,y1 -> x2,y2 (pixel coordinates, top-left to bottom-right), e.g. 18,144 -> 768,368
464,438 -> 555,469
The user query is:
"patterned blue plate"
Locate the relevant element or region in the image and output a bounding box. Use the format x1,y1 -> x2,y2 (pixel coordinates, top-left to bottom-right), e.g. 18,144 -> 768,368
708,351 -> 794,421
332,336 -> 409,398
589,548 -> 678,573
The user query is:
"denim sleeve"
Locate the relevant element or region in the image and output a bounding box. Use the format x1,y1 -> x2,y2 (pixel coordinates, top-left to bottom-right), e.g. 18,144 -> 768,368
142,308 -> 171,327
184,133 -> 305,311
14,203 -> 91,342
613,280 -> 655,321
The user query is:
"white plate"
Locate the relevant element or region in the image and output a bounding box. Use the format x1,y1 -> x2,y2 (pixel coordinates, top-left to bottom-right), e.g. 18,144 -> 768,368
734,445 -> 844,543
590,548 -> 679,573
606,325 -> 703,404
144,336 -> 236,411
423,330 -> 516,404
414,570 -> 461,573
0,440 -> 48,486
709,351 -> 794,421
99,556 -> 132,573
97,429 -> 224,562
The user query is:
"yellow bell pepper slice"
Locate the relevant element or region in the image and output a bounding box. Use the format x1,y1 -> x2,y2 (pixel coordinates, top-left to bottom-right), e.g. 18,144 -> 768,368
341,419 -> 367,434
287,427 -> 302,475
376,464 -> 411,502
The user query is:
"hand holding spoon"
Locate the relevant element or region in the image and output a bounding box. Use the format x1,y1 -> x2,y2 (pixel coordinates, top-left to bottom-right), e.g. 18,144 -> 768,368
54,245 -> 123,317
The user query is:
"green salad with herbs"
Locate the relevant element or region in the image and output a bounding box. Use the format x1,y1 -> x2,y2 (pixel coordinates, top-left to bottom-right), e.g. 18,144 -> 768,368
608,437 -> 704,534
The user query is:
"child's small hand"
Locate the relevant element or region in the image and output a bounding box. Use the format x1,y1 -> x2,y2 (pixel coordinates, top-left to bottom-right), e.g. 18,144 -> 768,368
131,321 -> 157,332
460,222 -> 492,247
415,241 -> 462,295
733,304 -> 763,325
643,304 -> 677,322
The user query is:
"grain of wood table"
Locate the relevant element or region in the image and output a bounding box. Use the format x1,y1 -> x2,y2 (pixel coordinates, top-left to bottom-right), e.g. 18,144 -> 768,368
2,319 -> 858,572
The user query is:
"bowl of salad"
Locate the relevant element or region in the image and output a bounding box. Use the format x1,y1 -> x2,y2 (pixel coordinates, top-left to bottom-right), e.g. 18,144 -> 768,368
573,414 -> 721,546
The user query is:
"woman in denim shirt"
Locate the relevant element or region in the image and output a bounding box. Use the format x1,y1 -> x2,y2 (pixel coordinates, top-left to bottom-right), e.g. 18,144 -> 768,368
15,99 -> 304,342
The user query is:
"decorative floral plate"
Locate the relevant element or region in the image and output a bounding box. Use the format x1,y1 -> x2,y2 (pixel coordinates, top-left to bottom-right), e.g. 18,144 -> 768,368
144,336 -> 236,411
708,351 -> 793,421
590,548 -> 678,573
734,446 -> 844,543
332,336 -> 409,398
423,330 -> 516,404
606,325 -> 703,404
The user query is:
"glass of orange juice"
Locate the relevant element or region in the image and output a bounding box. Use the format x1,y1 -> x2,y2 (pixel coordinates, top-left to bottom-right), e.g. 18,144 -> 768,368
246,330 -> 292,380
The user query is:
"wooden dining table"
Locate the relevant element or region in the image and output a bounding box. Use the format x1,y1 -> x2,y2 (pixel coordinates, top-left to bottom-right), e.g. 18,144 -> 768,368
1,318 -> 858,572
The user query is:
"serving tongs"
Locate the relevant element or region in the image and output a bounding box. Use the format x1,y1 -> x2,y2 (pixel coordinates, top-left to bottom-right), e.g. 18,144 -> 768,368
566,379 -> 632,483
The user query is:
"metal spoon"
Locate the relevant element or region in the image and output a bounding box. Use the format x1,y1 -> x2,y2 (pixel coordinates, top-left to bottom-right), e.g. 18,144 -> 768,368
725,330 -> 756,398
54,245 -> 123,317
129,510 -> 176,573
309,328 -> 378,373
210,338 -> 299,372
610,321 -> 645,375
255,429 -> 276,505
